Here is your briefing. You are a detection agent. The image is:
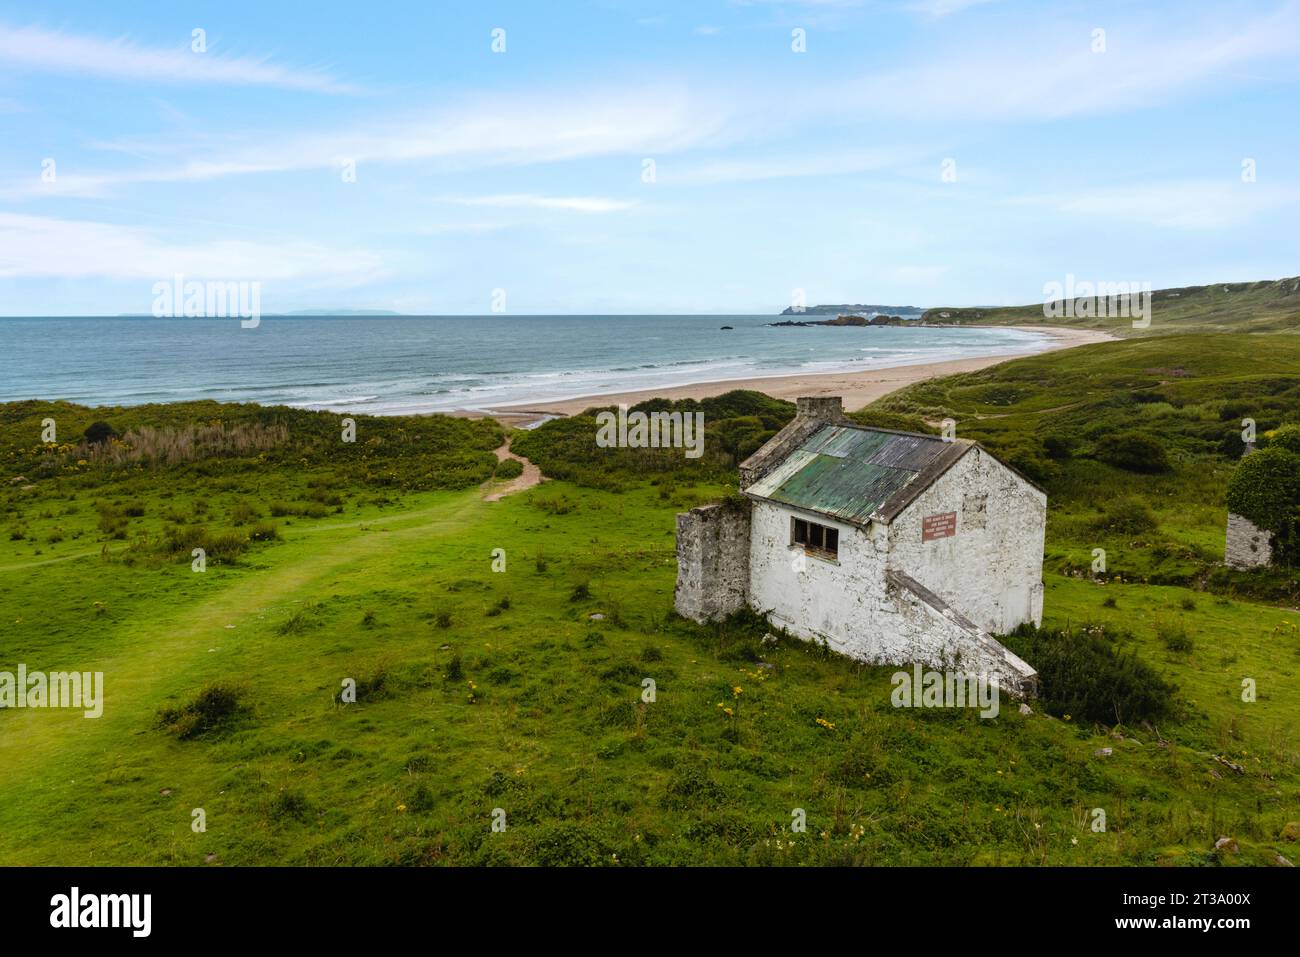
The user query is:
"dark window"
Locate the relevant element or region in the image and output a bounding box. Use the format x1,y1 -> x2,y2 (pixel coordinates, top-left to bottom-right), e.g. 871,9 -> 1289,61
792,516 -> 839,559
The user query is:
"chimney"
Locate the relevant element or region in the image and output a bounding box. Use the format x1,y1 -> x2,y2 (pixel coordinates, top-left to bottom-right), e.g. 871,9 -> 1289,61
739,396 -> 846,490
796,396 -> 845,424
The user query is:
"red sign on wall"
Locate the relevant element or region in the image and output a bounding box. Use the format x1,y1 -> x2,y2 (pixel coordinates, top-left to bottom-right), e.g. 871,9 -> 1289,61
922,511 -> 957,542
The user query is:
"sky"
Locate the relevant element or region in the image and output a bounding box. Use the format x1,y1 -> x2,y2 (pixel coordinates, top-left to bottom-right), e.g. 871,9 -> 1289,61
0,0 -> 1297,315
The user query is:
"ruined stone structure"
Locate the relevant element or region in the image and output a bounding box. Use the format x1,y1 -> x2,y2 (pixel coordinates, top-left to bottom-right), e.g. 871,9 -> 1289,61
674,396 -> 1044,697
674,501 -> 751,622
1225,512 -> 1273,569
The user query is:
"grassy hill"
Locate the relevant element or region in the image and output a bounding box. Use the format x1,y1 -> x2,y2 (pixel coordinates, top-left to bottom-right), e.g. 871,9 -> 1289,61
1,360 -> 1297,865
923,276 -> 1300,337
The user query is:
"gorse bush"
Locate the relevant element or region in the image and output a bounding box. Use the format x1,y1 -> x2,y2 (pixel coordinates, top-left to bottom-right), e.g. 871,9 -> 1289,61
1001,623 -> 1179,726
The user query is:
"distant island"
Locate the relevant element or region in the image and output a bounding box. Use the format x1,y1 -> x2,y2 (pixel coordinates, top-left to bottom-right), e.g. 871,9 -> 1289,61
779,303 -> 925,317
279,308 -> 403,316
771,313 -> 911,327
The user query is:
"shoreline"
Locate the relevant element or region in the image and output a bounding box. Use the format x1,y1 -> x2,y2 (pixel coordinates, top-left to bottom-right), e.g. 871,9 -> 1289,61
466,325 -> 1114,428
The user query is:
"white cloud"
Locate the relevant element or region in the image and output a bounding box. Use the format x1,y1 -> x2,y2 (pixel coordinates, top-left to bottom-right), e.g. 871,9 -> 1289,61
668,148 -> 912,185
4,82 -> 728,199
0,213 -> 386,283
905,0 -> 1002,19
437,194 -> 637,214
0,23 -> 353,93
837,3 -> 1300,121
1013,179 -> 1300,230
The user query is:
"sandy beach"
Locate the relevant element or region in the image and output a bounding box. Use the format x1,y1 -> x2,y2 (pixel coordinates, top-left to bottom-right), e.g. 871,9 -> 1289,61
470,326 -> 1114,427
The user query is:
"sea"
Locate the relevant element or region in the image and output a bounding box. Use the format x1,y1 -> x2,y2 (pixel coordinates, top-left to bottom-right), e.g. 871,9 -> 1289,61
0,315 -> 1052,416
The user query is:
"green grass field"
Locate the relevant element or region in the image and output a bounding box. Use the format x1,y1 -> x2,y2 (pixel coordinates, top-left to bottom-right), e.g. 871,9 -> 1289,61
923,275 -> 1300,337
1,333 -> 1297,867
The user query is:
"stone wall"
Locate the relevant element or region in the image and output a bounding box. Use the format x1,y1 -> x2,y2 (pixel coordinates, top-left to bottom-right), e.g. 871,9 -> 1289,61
885,571 -> 1038,698
1226,512 -> 1273,569
886,446 -> 1046,635
745,499 -> 1037,697
674,501 -> 752,622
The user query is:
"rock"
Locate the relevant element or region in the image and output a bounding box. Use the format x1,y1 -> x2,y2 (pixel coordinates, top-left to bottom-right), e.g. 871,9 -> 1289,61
1280,822 -> 1300,842
1214,836 -> 1239,853
9,476 -> 26,484
588,612 -> 605,621
1276,854 -> 1294,867
160,788 -> 172,797
1018,703 -> 1032,715
438,644 -> 451,651
757,662 -> 776,672
1095,747 -> 1113,757
761,632 -> 780,645
204,853 -> 219,864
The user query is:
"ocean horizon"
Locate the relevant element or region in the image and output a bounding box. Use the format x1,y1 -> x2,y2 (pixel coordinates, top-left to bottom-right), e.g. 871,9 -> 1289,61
0,315 -> 1053,416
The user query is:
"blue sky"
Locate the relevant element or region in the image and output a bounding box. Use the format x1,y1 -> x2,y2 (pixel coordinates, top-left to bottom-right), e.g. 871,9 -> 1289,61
1,0 -> 1297,315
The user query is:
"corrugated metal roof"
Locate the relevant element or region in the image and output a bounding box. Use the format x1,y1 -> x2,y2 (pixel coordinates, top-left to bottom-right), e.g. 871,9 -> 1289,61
746,424 -> 965,527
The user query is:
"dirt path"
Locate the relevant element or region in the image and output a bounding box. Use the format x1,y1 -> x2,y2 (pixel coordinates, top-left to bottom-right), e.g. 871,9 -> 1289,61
483,438 -> 544,501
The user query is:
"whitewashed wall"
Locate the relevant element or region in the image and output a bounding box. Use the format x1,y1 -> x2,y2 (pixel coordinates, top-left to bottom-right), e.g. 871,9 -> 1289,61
886,447 -> 1046,635
748,499 -> 889,657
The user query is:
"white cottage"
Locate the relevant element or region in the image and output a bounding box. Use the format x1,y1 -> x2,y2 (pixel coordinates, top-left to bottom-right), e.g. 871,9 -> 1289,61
674,397 -> 1044,695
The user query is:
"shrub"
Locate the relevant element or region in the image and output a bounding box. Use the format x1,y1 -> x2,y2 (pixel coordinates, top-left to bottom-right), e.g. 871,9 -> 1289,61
1266,423 -> 1300,454
1091,496 -> 1158,535
1226,444 -> 1300,563
493,458 -> 524,479
1092,430 -> 1172,473
158,681 -> 246,739
1001,623 -> 1179,725
83,421 -> 117,445
249,520 -> 279,542
569,583 -> 591,602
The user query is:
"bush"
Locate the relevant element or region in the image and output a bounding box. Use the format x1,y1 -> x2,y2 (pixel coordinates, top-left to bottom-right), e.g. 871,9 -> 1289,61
83,421 -> 117,445
1226,444 -> 1300,563
1091,496 -> 1158,535
1001,623 -> 1179,725
1092,430 -> 1172,473
1266,423 -> 1300,454
249,520 -> 279,542
158,682 -> 246,739
493,458 -> 524,479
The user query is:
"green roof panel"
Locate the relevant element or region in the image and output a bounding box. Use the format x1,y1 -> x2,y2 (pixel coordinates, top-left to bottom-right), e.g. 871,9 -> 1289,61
746,425 -> 959,527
